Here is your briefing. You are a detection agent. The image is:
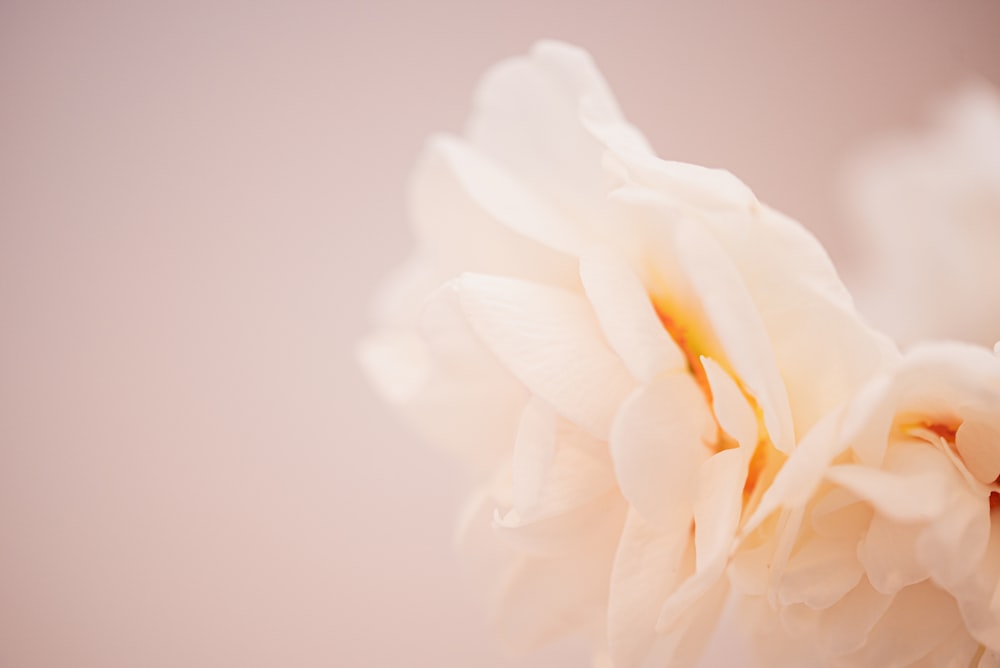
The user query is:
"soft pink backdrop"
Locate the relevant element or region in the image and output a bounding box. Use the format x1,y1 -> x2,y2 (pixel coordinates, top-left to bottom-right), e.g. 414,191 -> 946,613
2,1 -> 998,666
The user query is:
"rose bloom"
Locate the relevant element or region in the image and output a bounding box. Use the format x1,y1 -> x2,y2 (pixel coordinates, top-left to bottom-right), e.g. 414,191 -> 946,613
360,41 -> 895,666
737,343 -> 1000,667
844,81 -> 1000,348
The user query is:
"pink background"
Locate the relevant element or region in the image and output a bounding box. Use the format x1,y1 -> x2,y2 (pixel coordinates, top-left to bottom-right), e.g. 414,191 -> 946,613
2,1 -> 998,666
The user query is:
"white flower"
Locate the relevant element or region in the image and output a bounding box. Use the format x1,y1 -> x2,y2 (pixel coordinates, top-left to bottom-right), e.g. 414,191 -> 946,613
739,343 -> 1000,667
844,81 -> 1000,347
360,41 -> 895,666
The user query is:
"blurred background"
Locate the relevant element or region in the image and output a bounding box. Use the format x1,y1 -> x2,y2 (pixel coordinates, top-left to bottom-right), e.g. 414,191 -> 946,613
2,1 -> 999,666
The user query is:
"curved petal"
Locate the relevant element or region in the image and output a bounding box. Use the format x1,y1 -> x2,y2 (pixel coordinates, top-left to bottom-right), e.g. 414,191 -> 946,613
778,535 -> 864,609
455,273 -> 636,438
702,355 -> 758,449
825,441 -> 956,524
580,245 -> 685,382
956,419 -> 1000,485
468,41 -> 650,228
510,398 -> 617,522
675,220 -> 794,453
839,582 -> 963,667
859,514 -> 928,595
410,136 -> 580,289
607,508 -> 692,668
656,448 -> 745,633
425,134 -> 587,256
609,372 -> 713,528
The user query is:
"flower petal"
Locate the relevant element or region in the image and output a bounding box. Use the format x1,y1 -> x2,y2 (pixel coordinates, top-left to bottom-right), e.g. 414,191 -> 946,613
702,355 -> 758,449
778,535 -> 865,609
825,441 -> 956,523
813,577 -> 893,657
411,136 -> 580,289
468,41 -> 649,228
675,219 -> 794,453
956,419 -> 1000,485
455,273 -> 636,438
858,514 -> 928,595
656,448 -> 746,633
838,582 -> 963,667
510,398 -> 617,522
606,508 -> 692,668
579,245 -> 685,382
609,372 -> 712,528
494,490 -> 627,557
424,134 -> 587,256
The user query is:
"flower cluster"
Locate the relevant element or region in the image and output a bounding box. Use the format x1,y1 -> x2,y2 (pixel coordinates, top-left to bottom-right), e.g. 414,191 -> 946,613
360,42 -> 1000,667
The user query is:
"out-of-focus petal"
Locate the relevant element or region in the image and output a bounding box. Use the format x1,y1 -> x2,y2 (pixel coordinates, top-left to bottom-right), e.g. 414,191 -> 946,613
455,273 -> 636,438
606,509 -> 691,668
468,41 -> 650,229
509,398 -> 616,521
411,136 -> 581,289
838,583 -> 963,667
778,535 -> 864,609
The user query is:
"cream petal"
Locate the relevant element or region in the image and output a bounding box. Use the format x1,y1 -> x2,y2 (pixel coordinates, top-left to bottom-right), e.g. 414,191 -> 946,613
816,577 -> 894,657
358,326 -> 527,470
369,253 -> 438,327
454,486 -> 521,601
511,397 -> 557,516
693,448 -> 748,573
510,399 -> 617,522
811,487 -> 874,540
906,626 -> 980,668
493,541 -> 618,651
656,448 -> 745,633
956,510 -> 1000,650
468,41 -> 648,227
426,134 -> 587,256
743,408 -> 845,537
609,149 -> 759,214
654,576 -> 730,668
729,540 -> 772,597
598,184 -> 696,303
738,594 -> 826,667
956,420 -> 1000,485
455,273 -> 636,438
579,246 -> 685,383
410,136 -> 580,290
357,330 -> 432,405
609,372 -> 712,528
778,536 -> 865,609
859,514 -> 928,595
607,508 -> 692,668
493,491 -> 627,557
825,441 -> 956,523
702,356 -> 758,449
917,484 -> 989,589
837,582 -> 963,668
675,220 -> 794,453
730,206 -> 900,440
837,372 -> 897,468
